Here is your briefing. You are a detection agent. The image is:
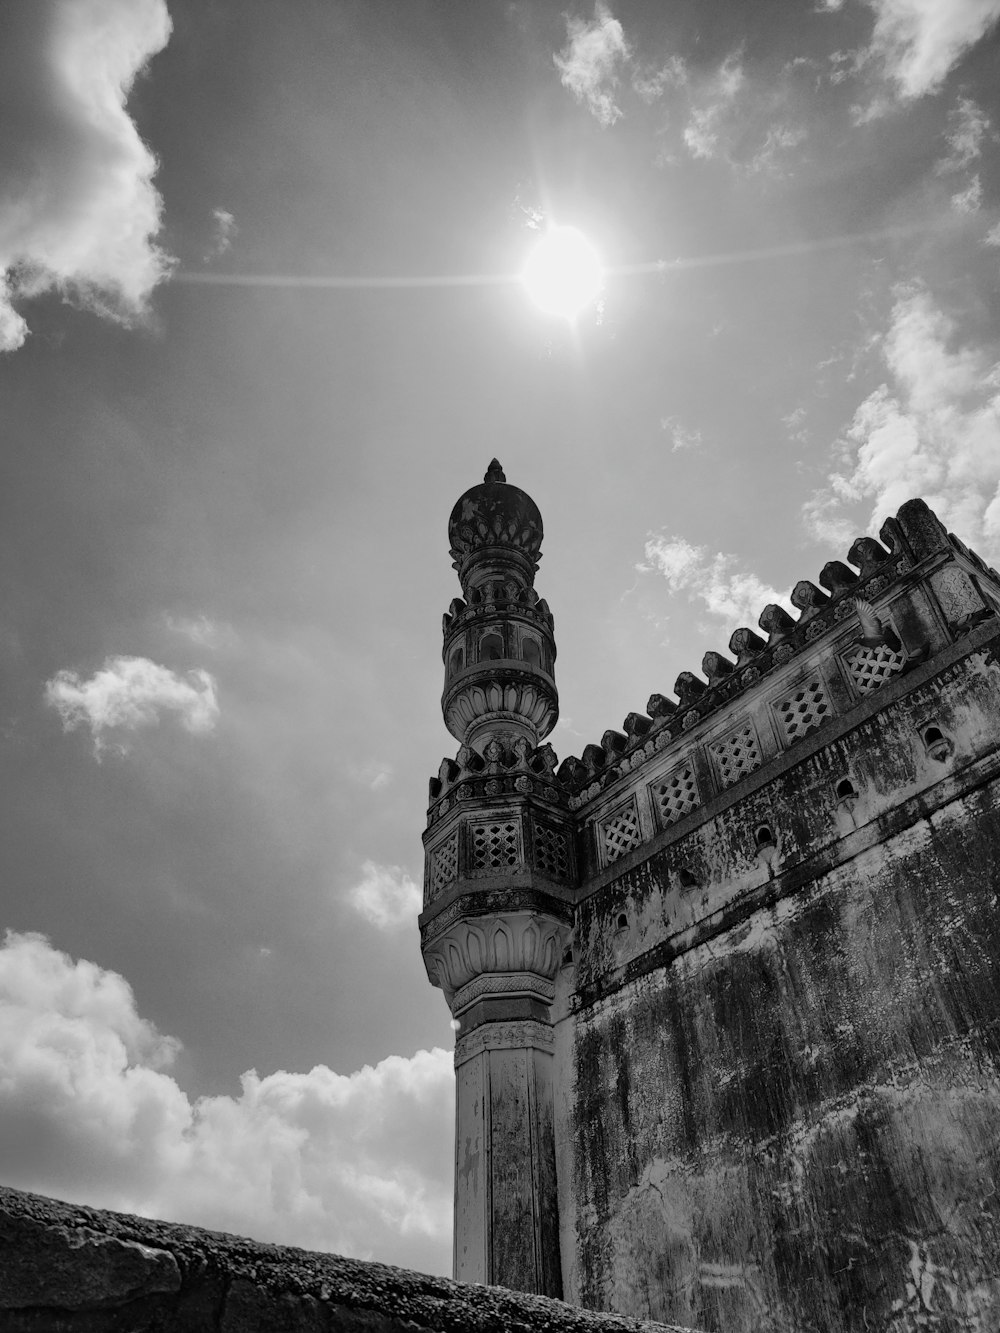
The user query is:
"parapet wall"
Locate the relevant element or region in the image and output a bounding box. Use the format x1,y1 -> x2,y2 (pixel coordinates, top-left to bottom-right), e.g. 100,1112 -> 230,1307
0,1185 -> 699,1332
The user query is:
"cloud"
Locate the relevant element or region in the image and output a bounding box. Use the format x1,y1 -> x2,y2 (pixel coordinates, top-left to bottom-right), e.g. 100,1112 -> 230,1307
348,761 -> 394,791
0,931 -> 454,1274
207,208 -> 237,260
0,0 -> 173,352
863,0 -> 1000,99
951,175 -> 983,213
163,614 -> 239,652
45,656 -> 219,752
681,53 -> 746,161
553,3 -> 631,128
746,123 -> 809,176
804,287 -> 1000,564
631,56 -> 687,104
348,861 -> 422,930
660,416 -> 702,451
938,97 -> 991,171
639,536 -> 787,626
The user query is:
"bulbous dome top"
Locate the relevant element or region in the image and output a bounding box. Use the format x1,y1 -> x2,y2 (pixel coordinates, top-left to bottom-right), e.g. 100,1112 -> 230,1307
448,460 -> 543,582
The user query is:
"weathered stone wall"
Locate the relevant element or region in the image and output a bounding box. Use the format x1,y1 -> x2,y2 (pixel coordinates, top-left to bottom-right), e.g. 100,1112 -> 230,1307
0,1184 -> 700,1332
559,628 -> 1000,1331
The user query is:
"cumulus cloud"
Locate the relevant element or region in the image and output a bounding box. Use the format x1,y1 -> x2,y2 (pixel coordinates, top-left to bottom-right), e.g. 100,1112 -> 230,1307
0,0 -> 173,351
805,288 -> 1000,564
45,656 -> 219,753
863,0 -> 1000,99
553,2 -> 632,127
348,862 -> 422,930
639,536 -> 786,626
0,931 -> 454,1274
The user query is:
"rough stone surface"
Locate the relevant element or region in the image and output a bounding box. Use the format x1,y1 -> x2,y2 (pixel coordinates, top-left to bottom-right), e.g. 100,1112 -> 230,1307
0,1185 -> 698,1332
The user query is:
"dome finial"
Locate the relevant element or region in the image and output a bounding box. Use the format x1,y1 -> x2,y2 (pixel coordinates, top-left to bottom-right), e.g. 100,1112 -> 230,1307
484,459 -> 506,484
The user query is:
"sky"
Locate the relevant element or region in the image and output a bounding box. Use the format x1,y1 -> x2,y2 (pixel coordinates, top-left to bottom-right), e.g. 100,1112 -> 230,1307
0,0 -> 998,1281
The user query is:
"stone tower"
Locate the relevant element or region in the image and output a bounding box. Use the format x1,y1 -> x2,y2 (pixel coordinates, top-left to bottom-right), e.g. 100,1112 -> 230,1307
420,461 -> 572,1296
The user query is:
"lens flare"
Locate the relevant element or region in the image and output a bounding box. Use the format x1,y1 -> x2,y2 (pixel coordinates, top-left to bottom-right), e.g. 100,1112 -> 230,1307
521,226 -> 603,319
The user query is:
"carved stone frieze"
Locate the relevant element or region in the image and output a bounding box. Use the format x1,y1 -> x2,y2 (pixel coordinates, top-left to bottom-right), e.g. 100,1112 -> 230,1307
451,970 -> 557,1015
454,1017 -> 555,1066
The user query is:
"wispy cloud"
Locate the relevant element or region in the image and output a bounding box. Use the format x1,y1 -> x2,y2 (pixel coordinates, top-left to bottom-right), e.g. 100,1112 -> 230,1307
631,55 -> 687,104
0,0 -> 174,352
0,932 -> 453,1273
553,2 -> 632,128
938,96 -> 991,171
163,613 -> 238,652
660,416 -> 703,452
681,53 -> 746,161
951,175 -> 983,213
45,656 -> 219,753
804,287 -> 1000,564
863,0 -> 1000,100
639,535 -> 786,625
348,861 -> 421,930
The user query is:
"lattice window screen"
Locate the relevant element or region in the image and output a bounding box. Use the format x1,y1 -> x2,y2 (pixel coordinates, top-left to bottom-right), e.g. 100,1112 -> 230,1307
710,722 -> 763,789
652,765 -> 699,827
775,678 -> 831,745
533,822 -> 571,880
600,801 -> 642,864
471,820 -> 522,870
428,833 -> 459,897
846,644 -> 906,694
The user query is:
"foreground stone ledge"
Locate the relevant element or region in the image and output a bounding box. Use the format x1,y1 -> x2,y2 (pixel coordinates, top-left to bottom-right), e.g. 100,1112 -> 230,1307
0,1186 -> 700,1333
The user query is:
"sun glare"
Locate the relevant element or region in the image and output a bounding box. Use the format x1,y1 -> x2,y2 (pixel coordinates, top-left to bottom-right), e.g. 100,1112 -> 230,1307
521,226 -> 603,319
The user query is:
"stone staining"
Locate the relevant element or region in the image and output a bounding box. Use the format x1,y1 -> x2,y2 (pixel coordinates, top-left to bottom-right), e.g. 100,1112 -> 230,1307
421,478 -> 1000,1331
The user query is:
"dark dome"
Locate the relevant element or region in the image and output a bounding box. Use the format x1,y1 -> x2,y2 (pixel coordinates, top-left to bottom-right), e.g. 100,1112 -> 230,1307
448,460 -> 543,575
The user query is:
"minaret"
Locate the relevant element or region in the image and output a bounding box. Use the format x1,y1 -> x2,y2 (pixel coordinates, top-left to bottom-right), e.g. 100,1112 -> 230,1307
420,462 -> 574,1297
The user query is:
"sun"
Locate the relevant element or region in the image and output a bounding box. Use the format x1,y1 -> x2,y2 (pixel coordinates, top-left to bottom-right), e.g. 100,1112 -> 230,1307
521,225 -> 603,319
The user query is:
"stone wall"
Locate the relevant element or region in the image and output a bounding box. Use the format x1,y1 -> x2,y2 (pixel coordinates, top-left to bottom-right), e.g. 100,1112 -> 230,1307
0,1184 -> 701,1332
558,626 -> 1000,1331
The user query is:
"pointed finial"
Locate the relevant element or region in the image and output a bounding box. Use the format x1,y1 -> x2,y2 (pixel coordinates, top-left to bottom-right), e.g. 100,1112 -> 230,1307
484,459 -> 506,484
